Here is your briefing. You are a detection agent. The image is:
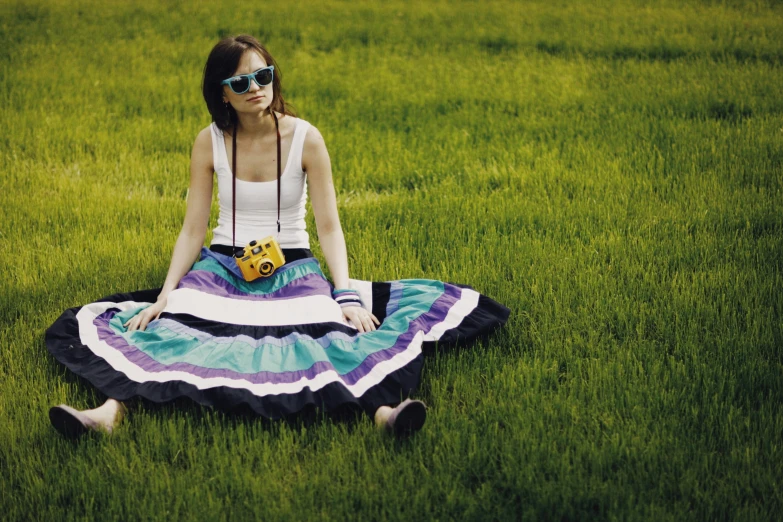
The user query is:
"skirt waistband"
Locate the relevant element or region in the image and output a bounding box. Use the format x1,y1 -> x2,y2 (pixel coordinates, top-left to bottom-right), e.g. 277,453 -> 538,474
209,244 -> 315,264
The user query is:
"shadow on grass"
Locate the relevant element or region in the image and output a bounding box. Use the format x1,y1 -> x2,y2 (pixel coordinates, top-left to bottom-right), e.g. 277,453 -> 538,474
134,395 -> 369,433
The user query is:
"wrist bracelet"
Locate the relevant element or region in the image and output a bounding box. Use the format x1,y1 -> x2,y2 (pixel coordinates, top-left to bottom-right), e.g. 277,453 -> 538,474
332,288 -> 363,308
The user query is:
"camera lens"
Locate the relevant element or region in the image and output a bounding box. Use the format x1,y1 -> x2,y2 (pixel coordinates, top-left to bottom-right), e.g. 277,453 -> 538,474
258,260 -> 274,276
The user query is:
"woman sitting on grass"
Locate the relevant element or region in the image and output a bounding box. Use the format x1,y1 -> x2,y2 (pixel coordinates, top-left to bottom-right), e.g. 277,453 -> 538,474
45,34 -> 509,438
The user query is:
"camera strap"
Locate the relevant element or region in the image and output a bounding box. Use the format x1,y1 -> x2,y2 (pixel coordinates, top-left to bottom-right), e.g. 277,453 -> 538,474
231,111 -> 282,253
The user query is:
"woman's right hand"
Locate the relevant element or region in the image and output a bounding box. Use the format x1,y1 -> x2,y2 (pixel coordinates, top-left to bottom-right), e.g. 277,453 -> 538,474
123,298 -> 167,332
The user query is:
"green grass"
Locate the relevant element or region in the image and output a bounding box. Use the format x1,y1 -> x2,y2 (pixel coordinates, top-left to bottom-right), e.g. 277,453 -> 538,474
2,0 -> 782,519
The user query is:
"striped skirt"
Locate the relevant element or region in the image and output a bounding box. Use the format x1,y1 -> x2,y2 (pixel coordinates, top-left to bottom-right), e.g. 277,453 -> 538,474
46,248 -> 510,419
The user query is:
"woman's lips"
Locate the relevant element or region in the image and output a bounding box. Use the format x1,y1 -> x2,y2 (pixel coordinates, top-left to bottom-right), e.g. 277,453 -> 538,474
247,95 -> 264,102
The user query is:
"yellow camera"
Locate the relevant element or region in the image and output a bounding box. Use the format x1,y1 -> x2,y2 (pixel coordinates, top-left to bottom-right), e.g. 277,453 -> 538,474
234,236 -> 286,282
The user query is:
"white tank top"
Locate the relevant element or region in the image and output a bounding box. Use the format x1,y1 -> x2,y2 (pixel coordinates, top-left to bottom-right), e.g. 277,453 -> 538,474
209,118 -> 311,249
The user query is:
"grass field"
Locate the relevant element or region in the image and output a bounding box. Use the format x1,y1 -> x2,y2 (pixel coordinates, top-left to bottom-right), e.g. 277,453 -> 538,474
1,0 -> 782,519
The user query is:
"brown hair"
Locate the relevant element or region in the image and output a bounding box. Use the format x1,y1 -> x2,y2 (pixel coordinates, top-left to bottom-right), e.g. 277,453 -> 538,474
202,35 -> 296,132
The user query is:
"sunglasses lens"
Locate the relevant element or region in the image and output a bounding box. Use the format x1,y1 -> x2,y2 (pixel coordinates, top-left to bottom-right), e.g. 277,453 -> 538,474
229,77 -> 250,93
254,68 -> 273,86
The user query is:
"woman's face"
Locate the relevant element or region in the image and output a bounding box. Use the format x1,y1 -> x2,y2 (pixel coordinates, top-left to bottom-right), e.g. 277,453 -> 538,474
222,50 -> 273,115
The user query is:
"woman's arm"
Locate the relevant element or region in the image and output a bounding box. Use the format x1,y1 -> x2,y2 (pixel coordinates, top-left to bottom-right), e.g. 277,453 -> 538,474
303,126 -> 350,289
304,126 -> 379,333
125,127 -> 214,332
158,127 -> 215,298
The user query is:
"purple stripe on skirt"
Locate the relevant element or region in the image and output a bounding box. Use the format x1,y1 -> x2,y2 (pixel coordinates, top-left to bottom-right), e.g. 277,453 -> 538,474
88,284 -> 466,388
178,270 -> 333,301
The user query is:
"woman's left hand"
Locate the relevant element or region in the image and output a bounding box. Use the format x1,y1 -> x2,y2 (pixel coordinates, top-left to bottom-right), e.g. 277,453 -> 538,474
342,306 -> 380,333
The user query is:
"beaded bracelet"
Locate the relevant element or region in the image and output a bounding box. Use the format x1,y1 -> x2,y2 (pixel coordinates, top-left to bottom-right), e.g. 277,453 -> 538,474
332,288 -> 363,309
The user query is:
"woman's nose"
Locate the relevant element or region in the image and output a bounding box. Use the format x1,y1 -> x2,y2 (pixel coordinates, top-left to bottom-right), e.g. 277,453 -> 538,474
248,79 -> 261,92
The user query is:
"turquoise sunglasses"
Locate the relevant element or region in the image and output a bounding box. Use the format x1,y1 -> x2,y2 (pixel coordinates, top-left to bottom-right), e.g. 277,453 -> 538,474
221,66 -> 274,95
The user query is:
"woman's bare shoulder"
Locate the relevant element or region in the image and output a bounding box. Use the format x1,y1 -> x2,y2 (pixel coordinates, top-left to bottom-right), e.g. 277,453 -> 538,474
302,123 -> 329,174
303,123 -> 325,149
191,125 -> 215,171
195,124 -> 215,145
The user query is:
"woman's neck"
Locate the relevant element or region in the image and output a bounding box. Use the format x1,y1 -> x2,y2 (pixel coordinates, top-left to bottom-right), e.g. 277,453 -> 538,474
235,109 -> 277,137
